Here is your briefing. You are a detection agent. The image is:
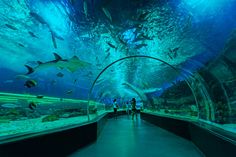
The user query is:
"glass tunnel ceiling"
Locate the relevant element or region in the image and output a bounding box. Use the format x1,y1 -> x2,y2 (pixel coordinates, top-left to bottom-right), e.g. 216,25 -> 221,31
0,0 -> 236,101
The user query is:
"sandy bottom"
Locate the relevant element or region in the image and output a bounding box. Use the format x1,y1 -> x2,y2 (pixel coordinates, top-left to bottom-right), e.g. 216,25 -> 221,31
0,111 -> 107,138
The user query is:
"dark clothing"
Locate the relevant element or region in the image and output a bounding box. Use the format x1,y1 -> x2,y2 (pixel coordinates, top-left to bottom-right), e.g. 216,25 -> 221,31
113,101 -> 118,119
131,100 -> 137,120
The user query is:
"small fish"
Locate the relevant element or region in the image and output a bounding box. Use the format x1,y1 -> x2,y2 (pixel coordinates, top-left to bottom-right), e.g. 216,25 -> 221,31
138,11 -> 149,21
1,103 -> 20,108
173,51 -> 178,58
28,31 -> 39,38
105,48 -> 110,52
172,47 -> 179,54
15,75 -> 30,80
5,24 -> 18,30
74,79 -> 77,84
51,32 -> 57,49
169,47 -> 179,58
29,102 -> 37,111
30,12 -> 47,25
133,37 -> 144,42
107,42 -> 117,49
167,53 -> 173,60
102,7 -> 112,22
118,36 -> 127,45
135,43 -> 147,49
37,95 -> 44,98
140,34 -> 153,40
104,52 -> 110,60
24,79 -> 37,88
95,78 -> 104,84
83,0 -> 88,18
56,72 -> 64,77
18,43 -> 25,48
66,90 -> 73,95
51,31 -> 64,41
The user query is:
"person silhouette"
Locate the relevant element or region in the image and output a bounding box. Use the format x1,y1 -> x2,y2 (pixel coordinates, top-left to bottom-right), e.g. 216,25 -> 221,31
131,98 -> 137,120
113,99 -> 118,119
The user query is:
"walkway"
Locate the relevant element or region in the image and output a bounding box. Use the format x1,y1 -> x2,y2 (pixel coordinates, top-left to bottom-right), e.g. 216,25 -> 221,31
69,115 -> 203,157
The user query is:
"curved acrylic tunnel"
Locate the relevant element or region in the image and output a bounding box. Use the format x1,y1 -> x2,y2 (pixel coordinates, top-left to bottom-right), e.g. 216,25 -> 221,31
88,55 -> 232,122
0,0 -> 236,156
88,56 -> 201,120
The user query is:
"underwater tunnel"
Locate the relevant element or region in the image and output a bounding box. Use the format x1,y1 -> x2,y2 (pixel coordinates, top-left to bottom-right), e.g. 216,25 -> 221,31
0,0 -> 236,156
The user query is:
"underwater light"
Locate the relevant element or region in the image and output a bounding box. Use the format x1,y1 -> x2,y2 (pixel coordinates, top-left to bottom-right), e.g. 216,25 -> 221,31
181,0 -> 231,15
122,28 -> 136,44
30,0 -> 71,37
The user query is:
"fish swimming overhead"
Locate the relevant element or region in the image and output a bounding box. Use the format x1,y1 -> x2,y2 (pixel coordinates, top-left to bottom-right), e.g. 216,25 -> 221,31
56,72 -> 64,77
102,7 -> 112,22
15,74 -> 30,80
24,53 -> 91,74
134,43 -> 147,49
122,82 -> 161,103
28,31 -> 39,38
5,24 -> 18,30
18,43 -> 25,48
66,90 -> 73,95
30,12 -> 47,25
107,42 -> 117,49
51,32 -> 57,49
83,0 -> 88,18
24,79 -> 37,88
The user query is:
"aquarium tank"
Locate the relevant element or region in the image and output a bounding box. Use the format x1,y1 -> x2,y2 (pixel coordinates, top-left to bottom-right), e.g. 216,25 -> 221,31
0,0 -> 236,139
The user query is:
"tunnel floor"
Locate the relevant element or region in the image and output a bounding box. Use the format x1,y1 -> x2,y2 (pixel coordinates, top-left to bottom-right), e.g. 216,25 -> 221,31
69,115 -> 203,157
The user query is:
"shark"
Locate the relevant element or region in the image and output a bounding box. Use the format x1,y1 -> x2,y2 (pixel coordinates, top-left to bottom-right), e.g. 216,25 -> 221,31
25,53 -> 91,74
122,82 -> 161,103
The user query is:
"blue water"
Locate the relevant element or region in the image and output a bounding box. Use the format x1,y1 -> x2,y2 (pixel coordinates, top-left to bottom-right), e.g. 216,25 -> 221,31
0,0 -> 236,102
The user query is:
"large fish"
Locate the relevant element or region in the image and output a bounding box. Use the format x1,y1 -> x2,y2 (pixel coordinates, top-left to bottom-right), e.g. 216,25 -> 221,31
15,75 -> 30,80
25,53 -> 91,74
122,82 -> 161,103
83,0 -> 88,18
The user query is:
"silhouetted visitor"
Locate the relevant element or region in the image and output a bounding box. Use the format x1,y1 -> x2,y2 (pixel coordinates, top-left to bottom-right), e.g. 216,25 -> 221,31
131,98 -> 137,120
126,101 -> 130,116
113,99 -> 118,119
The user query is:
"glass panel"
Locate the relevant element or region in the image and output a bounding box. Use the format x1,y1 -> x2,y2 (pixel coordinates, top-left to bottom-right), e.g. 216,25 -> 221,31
0,0 -> 236,140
